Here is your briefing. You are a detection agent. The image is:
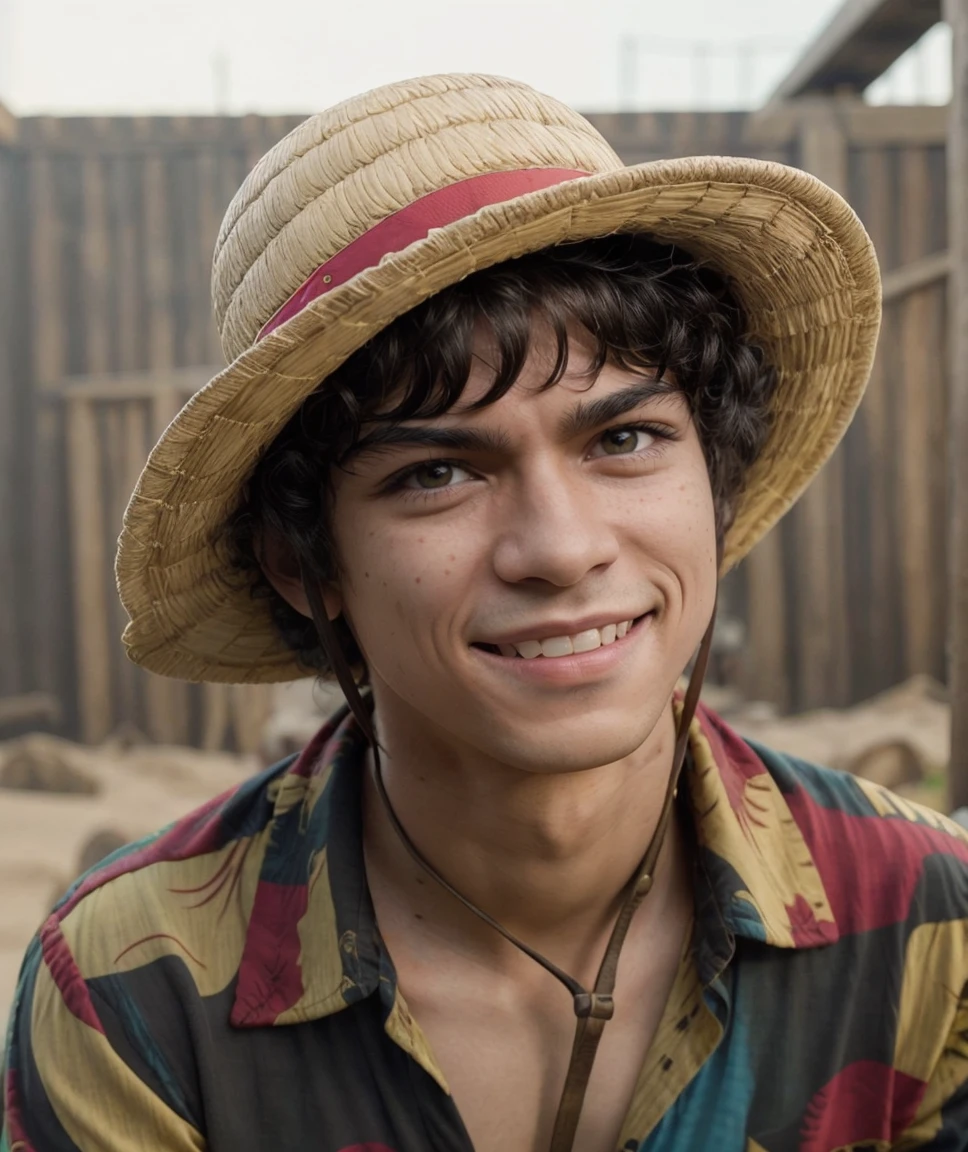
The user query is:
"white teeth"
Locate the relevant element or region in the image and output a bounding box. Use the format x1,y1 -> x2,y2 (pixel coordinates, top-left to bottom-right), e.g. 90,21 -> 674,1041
495,622 -> 640,658
571,629 -> 602,654
540,635 -> 574,658
495,617 -> 639,658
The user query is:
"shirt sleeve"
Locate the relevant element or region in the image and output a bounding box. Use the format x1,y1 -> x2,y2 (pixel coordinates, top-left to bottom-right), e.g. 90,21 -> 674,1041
2,926 -> 205,1152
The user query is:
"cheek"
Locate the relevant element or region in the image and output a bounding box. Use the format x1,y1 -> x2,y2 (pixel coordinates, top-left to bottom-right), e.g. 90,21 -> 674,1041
336,526 -> 472,657
626,461 -> 717,603
676,475 -> 719,613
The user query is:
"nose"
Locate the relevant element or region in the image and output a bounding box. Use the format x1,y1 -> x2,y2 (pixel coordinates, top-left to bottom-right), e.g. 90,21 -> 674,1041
491,459 -> 620,587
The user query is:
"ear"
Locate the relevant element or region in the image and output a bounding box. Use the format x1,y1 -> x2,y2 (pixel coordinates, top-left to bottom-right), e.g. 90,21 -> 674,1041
257,527 -> 343,622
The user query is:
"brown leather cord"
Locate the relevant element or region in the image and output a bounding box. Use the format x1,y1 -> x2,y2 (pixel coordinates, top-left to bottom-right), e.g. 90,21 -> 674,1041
300,568 -> 377,746
547,603 -> 716,1152
303,565 -> 717,1152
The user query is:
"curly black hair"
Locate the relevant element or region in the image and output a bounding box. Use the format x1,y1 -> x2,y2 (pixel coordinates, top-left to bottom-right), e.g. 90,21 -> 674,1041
224,232 -> 778,678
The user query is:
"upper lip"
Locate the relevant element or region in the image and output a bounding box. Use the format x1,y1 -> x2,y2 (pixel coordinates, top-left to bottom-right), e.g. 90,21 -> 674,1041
476,611 -> 649,647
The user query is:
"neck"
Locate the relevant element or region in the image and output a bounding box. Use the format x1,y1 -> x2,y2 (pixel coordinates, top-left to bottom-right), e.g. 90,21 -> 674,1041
360,697 -> 690,984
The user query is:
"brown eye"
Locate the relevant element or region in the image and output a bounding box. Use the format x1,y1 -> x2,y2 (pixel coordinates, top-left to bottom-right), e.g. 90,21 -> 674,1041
413,462 -> 454,488
401,461 -> 477,492
599,428 -> 649,456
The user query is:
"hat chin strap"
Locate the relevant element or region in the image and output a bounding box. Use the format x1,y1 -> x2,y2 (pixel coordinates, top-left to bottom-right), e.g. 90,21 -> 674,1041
302,567 -> 716,1152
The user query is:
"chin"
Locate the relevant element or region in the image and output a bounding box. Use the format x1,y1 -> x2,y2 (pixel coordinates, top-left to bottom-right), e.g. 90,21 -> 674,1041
472,709 -> 667,776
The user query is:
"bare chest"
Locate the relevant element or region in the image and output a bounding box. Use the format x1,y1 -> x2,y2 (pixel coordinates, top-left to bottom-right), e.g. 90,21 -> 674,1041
417,990 -> 655,1152
394,928 -> 687,1152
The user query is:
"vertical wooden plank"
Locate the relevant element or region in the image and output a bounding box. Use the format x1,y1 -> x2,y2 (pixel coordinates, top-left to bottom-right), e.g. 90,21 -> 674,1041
851,145 -> 904,699
27,139 -> 66,401
946,0 -> 968,808
81,153 -> 111,375
26,141 -> 75,726
195,147 -> 224,365
790,111 -> 852,709
109,155 -> 143,372
105,154 -> 148,732
66,396 -> 113,742
741,530 -> 790,711
80,149 -> 120,736
670,110 -> 698,160
242,114 -> 269,175
0,142 -> 27,696
166,146 -> 195,365
923,151 -> 951,688
925,276 -> 950,685
840,145 -> 873,703
99,402 -> 138,732
173,149 -> 205,365
59,152 -> 87,378
123,400 -> 153,735
144,153 -> 176,371
896,145 -> 943,678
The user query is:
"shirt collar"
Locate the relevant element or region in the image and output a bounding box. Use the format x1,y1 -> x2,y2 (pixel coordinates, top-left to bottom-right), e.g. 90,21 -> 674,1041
684,702 -> 838,969
231,700 -> 838,1029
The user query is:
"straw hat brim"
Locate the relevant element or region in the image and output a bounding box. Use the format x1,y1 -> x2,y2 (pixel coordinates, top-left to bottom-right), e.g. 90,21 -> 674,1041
116,155 -> 881,684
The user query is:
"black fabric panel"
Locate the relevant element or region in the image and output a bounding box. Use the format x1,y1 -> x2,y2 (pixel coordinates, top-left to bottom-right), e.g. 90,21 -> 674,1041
743,925 -> 901,1141
88,964 -> 203,1130
191,985 -> 469,1152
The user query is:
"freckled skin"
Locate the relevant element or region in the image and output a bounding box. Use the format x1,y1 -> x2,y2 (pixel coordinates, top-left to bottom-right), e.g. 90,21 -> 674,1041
325,334 -> 717,778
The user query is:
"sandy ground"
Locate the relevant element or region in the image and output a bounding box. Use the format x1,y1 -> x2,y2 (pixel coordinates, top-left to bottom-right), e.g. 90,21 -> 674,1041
0,675 -> 952,1028
724,675 -> 950,811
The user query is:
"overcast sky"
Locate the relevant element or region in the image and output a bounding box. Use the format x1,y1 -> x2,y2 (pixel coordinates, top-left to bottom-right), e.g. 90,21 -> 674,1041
0,0 -> 953,116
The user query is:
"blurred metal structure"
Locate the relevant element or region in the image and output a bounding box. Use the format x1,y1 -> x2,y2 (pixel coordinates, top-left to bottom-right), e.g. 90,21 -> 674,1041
769,0 -> 942,100
617,36 -> 798,110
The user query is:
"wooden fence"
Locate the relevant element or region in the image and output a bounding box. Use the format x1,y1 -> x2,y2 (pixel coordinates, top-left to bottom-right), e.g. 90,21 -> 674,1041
57,366 -> 273,748
0,102 -> 952,743
737,104 -> 950,711
0,114 -> 304,747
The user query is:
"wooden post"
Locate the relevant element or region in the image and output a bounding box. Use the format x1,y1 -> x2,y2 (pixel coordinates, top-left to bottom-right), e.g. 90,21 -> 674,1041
947,0 -> 968,810
0,126 -> 20,698
793,104 -> 854,710
66,394 -> 113,743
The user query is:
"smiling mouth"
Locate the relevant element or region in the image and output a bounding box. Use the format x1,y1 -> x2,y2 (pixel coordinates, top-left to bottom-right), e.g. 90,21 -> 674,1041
472,613 -> 653,659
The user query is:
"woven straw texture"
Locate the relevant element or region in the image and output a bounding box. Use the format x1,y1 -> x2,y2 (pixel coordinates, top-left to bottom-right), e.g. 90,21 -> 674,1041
116,73 -> 882,684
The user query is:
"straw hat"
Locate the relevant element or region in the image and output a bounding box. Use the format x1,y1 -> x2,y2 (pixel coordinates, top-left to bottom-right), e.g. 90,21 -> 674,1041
116,72 -> 881,684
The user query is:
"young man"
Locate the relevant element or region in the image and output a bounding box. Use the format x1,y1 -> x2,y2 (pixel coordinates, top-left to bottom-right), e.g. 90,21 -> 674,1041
3,73 -> 968,1152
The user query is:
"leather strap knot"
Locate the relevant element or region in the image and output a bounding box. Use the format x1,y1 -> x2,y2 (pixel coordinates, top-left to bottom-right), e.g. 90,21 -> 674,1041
573,993 -> 615,1020
634,873 -> 654,898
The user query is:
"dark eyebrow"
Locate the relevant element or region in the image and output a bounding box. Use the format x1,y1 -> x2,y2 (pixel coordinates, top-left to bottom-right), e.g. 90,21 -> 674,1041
343,424 -> 512,465
557,378 -> 677,440
343,377 -> 675,467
